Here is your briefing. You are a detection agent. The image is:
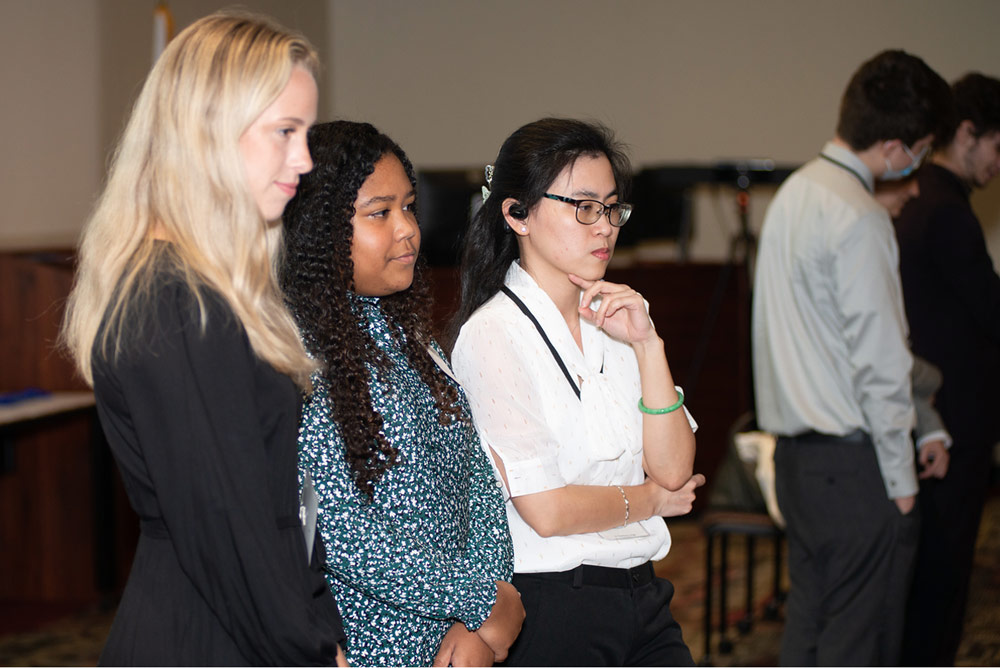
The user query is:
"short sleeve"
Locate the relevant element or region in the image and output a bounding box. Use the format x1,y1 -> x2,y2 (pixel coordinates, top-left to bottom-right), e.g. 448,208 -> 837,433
453,308 -> 569,498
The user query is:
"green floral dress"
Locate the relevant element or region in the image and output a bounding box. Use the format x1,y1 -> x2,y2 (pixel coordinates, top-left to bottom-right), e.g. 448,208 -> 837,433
298,295 -> 513,666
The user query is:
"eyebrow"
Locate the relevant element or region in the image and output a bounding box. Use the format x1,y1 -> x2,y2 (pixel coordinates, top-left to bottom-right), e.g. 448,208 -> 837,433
358,189 -> 416,208
571,188 -> 619,200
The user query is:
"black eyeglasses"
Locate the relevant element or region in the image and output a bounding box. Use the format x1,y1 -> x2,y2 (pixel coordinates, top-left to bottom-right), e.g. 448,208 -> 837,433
543,193 -> 632,227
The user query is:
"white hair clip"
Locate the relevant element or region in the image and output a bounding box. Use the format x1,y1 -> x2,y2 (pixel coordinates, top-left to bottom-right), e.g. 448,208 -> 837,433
482,164 -> 494,203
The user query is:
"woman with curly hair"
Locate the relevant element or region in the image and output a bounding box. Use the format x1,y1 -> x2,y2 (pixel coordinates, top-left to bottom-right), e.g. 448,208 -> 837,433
281,120 -> 523,667
450,118 -> 703,666
60,12 -> 346,665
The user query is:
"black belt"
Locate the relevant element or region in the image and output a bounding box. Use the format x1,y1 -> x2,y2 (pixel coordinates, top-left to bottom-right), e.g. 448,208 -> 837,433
140,514 -> 300,540
782,429 -> 870,445
516,562 -> 656,589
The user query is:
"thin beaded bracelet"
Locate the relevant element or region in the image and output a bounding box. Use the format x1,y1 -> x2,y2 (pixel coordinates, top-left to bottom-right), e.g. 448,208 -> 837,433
638,389 -> 684,415
614,484 -> 630,526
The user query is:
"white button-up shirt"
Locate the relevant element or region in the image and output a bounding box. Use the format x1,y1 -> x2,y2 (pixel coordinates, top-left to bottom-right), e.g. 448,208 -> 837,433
752,141 -> 917,498
453,261 -> 697,572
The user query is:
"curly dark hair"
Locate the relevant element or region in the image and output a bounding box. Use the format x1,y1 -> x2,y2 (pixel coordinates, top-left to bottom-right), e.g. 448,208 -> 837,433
280,121 -> 465,500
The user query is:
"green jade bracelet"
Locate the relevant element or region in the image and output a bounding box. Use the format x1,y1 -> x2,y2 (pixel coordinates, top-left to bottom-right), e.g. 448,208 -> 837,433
638,390 -> 684,415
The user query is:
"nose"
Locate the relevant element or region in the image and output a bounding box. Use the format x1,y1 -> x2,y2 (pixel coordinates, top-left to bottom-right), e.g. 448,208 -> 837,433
394,210 -> 419,242
593,211 -> 614,236
292,134 -> 313,174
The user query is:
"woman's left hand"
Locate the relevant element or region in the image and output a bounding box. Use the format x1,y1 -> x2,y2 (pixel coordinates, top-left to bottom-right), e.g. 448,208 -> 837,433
570,274 -> 656,345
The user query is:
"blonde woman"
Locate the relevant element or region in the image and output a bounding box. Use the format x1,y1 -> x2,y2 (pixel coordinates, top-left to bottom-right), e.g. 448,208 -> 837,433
61,13 -> 345,665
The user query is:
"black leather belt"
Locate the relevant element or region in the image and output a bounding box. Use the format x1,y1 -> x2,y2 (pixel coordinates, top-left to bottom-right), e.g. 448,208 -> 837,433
517,561 -> 656,589
784,428 -> 869,445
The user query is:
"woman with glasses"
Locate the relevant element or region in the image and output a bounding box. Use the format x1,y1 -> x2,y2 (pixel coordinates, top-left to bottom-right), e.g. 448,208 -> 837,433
449,117 -> 703,666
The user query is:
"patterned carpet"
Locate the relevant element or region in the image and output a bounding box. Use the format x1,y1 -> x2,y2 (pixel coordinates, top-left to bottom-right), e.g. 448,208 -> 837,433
1,494 -> 998,666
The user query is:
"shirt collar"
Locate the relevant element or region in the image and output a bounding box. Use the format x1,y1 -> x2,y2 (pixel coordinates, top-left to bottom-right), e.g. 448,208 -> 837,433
503,261 -> 605,376
820,140 -> 875,192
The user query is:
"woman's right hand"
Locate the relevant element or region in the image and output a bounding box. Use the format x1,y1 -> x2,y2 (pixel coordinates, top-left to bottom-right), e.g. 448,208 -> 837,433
645,474 -> 705,518
432,622 -> 495,667
474,580 -> 525,661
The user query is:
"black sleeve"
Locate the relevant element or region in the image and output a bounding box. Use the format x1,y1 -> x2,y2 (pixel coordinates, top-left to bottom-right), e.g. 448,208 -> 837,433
928,201 -> 1000,346
117,284 -> 343,665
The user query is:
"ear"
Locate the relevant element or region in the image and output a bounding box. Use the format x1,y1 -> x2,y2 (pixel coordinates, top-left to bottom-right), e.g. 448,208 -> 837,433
955,119 -> 979,148
502,197 -> 529,235
881,138 -> 904,158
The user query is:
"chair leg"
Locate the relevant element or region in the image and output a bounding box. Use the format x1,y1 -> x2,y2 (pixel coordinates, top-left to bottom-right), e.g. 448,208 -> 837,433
703,531 -> 715,666
738,534 -> 755,633
765,531 -> 783,620
719,533 -> 733,653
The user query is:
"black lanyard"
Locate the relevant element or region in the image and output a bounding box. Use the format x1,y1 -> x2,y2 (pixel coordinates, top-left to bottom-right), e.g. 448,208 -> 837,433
501,287 -> 581,400
819,153 -> 872,193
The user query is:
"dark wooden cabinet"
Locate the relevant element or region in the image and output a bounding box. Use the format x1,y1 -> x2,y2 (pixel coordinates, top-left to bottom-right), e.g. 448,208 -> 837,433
0,251 -> 136,608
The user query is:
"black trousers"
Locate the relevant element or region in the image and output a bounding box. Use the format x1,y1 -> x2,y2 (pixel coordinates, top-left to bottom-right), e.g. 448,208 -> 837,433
901,438 -> 994,666
504,563 -> 693,666
775,432 -> 919,666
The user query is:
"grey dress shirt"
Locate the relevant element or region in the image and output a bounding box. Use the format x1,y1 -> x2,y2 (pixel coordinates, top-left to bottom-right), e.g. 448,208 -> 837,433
752,141 -> 917,499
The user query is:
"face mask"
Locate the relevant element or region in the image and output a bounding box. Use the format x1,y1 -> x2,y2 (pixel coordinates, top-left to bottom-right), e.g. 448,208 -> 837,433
881,143 -> 929,181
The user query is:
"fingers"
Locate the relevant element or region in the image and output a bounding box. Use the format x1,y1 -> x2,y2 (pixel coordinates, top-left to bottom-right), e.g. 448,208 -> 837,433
918,442 -> 949,480
592,291 -> 639,322
578,306 -> 600,325
431,647 -> 452,668
918,445 -> 935,467
689,473 -> 707,488
894,494 -> 916,515
433,624 -> 460,667
449,631 -> 496,667
927,452 -> 949,479
571,274 -> 635,309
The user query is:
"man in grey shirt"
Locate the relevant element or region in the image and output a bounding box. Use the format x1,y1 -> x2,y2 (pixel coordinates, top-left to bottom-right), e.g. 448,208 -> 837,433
752,50 -> 953,665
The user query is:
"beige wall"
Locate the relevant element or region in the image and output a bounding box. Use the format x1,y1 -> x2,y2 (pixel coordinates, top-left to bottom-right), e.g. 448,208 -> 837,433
2,1 -> 100,249
0,0 -> 327,250
328,0 -> 1000,262
2,0 -> 1000,261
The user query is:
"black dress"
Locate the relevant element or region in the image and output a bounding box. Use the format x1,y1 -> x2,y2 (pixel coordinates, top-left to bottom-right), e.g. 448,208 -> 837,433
92,264 -> 344,666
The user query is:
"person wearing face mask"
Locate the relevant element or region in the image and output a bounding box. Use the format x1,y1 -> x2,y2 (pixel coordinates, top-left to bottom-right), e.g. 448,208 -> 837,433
59,12 -> 346,666
752,50 -> 954,666
893,72 -> 1000,666
280,121 -> 522,667
450,118 -> 704,666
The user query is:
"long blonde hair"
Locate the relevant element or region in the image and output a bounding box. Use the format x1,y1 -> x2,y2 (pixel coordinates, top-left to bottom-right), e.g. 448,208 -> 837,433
62,11 -> 319,389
